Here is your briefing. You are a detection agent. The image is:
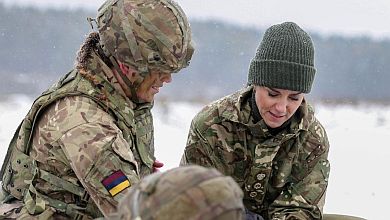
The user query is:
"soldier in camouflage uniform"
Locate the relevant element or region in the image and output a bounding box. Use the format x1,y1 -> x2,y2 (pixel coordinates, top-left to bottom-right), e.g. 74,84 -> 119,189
181,22 -> 330,220
106,165 -> 245,220
0,0 -> 193,219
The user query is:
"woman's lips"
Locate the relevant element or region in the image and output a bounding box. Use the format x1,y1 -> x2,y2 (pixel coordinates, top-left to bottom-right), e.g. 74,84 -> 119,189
269,111 -> 285,119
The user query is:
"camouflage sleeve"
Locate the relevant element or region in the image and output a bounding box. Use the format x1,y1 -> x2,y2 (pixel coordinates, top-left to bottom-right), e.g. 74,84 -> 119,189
268,120 -> 330,220
180,117 -> 217,167
42,96 -> 141,217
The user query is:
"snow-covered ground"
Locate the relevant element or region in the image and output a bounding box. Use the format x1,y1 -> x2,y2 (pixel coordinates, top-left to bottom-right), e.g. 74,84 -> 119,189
1,95 -> 389,219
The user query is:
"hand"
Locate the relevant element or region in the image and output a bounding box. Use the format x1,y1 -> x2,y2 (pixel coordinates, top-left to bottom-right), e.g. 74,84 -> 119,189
152,160 -> 164,173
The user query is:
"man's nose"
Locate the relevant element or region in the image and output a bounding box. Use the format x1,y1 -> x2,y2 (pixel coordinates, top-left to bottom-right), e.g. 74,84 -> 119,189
161,73 -> 172,83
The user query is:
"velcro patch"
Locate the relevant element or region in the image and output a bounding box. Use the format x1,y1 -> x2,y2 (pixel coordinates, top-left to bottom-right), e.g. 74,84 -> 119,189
102,170 -> 131,196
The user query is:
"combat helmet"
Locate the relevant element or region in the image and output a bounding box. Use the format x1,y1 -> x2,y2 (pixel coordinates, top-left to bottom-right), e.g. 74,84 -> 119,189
109,165 -> 245,220
95,0 -> 194,76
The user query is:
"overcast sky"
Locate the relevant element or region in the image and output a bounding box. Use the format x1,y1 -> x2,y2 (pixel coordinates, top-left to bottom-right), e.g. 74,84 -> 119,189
3,0 -> 390,39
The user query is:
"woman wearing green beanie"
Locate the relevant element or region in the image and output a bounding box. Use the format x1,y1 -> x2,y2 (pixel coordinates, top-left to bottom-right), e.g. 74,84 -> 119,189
181,22 -> 330,220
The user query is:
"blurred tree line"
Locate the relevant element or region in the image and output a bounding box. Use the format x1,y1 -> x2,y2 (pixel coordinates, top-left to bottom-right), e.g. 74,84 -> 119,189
1,3 -> 389,103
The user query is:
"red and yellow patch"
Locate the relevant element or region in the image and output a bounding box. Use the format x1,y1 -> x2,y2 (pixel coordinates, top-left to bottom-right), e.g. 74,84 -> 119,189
102,170 -> 131,196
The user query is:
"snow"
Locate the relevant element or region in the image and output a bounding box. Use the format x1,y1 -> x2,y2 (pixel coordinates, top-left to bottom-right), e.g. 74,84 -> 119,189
1,96 -> 389,219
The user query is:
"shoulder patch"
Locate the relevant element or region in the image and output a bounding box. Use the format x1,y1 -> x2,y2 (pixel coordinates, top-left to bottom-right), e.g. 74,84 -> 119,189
102,170 -> 131,196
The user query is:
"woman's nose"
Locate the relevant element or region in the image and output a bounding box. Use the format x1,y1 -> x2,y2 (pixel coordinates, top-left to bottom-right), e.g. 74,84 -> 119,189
274,99 -> 288,113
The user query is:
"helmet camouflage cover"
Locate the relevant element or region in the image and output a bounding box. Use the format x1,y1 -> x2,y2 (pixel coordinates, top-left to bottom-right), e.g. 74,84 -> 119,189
109,165 -> 245,220
96,0 -> 194,75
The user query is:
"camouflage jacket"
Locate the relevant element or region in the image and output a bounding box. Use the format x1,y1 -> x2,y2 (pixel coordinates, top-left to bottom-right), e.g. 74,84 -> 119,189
181,86 -> 330,220
0,52 -> 155,219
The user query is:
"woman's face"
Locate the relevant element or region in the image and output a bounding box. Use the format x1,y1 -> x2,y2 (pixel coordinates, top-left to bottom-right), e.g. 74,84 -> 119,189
254,86 -> 304,128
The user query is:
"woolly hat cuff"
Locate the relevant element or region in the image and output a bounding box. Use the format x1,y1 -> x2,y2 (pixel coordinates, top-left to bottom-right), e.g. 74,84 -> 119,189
248,59 -> 316,93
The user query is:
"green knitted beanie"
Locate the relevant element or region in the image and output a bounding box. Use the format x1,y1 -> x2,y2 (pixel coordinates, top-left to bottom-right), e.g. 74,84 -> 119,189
247,22 -> 316,93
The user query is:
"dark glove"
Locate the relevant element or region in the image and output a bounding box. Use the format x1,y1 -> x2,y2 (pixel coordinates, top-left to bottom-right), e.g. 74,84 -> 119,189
245,208 -> 264,220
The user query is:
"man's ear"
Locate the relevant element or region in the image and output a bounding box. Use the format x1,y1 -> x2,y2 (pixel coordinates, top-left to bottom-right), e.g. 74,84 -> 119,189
118,62 -> 129,75
119,62 -> 139,78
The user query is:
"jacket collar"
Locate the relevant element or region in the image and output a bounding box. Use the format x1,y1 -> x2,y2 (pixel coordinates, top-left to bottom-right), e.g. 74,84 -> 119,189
84,51 -> 153,112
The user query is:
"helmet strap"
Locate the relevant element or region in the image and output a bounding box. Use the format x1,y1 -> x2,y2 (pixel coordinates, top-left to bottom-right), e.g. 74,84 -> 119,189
108,56 -> 141,103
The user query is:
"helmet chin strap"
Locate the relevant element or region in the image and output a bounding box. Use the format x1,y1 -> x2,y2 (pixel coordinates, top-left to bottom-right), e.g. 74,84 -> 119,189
108,56 -> 142,103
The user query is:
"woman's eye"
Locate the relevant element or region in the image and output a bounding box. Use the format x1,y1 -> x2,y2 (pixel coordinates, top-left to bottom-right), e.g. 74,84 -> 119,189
268,92 -> 278,97
289,96 -> 299,101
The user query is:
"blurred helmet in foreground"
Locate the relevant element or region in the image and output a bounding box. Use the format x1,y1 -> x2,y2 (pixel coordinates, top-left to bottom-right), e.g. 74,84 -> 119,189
96,0 -> 194,75
110,165 -> 245,220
